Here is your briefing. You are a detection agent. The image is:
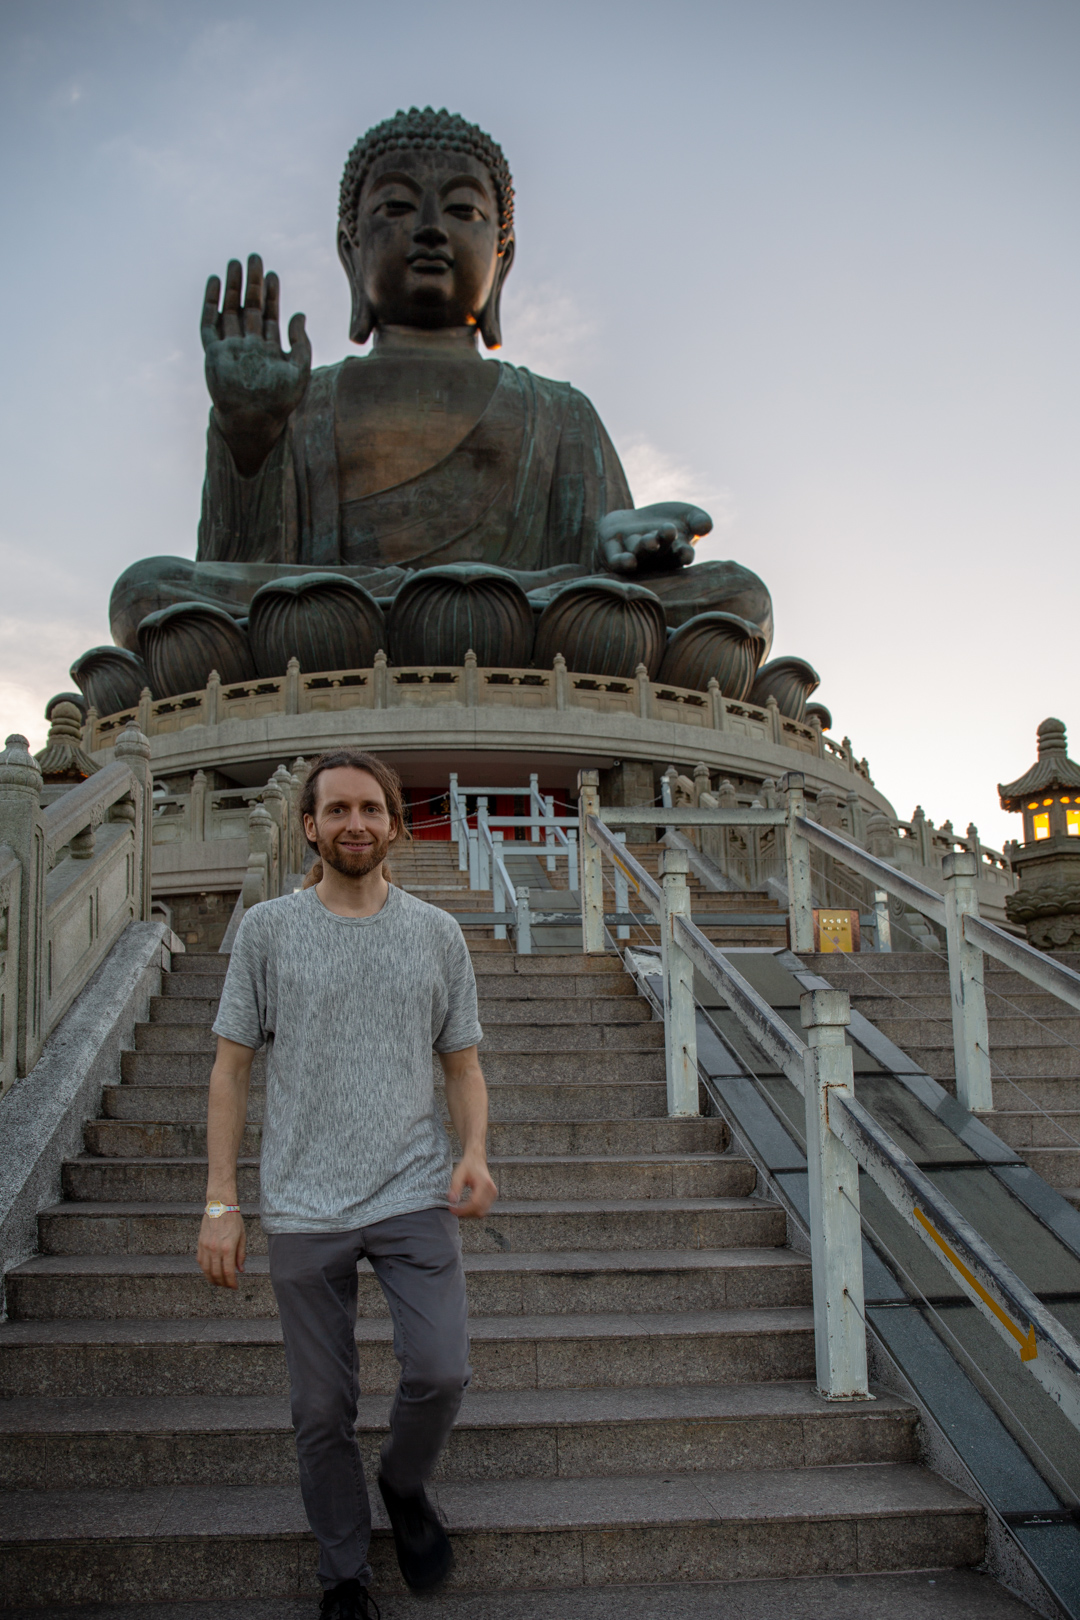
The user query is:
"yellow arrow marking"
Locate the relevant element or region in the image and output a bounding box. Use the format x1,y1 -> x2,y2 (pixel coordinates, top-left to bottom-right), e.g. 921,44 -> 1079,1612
914,1207 -> 1037,1362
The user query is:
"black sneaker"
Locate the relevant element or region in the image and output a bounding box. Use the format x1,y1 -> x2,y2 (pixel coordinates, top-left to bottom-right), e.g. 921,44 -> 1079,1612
319,1579 -> 380,1619
378,1474 -> 454,1590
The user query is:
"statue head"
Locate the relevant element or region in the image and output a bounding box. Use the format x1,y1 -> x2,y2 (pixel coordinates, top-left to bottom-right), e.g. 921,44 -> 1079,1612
338,107 -> 515,349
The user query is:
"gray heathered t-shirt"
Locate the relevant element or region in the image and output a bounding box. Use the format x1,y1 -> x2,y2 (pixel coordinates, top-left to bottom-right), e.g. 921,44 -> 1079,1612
212,884 -> 483,1234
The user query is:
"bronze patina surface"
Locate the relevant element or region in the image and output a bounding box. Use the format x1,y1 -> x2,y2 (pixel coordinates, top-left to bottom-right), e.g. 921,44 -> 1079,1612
107,107 -> 773,667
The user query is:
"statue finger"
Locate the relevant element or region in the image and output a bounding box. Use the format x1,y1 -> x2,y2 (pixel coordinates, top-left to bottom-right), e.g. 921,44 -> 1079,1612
200,275 -> 222,349
685,505 -> 713,537
674,541 -> 696,565
243,253 -> 264,336
222,259 -> 243,338
263,272 -> 281,350
287,312 -> 312,373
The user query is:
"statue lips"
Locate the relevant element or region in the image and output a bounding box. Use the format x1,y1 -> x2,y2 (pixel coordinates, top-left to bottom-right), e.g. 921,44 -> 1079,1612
407,250 -> 454,276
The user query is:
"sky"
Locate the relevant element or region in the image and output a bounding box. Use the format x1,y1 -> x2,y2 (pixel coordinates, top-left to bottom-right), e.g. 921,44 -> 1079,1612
1,0 -> 1077,846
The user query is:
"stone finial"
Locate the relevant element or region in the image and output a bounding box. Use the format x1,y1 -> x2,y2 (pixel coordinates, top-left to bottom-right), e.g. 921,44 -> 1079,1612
1037,717 -> 1068,757
115,722 -> 152,763
0,734 -> 44,792
35,701 -> 100,783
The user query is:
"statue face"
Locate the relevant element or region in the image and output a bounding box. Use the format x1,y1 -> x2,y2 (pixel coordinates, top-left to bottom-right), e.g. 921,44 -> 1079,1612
345,148 -> 502,331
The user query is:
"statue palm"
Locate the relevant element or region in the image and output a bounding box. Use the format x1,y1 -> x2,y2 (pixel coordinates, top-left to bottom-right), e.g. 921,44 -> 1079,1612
201,255 -> 311,476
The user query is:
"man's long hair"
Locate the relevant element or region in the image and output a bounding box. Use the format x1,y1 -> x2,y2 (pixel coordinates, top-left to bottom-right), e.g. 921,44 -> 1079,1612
299,749 -> 411,886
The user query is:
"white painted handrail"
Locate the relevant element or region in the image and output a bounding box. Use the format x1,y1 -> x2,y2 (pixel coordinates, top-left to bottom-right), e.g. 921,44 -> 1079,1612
579,788 -> 1080,1419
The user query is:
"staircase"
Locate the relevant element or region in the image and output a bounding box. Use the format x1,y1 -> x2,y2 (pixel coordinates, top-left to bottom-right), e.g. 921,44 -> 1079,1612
802,950 -> 1080,1209
391,836 -> 789,951
0,925 -> 998,1611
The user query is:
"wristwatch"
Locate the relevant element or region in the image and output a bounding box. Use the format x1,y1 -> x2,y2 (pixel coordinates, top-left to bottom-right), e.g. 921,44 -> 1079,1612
204,1201 -> 241,1219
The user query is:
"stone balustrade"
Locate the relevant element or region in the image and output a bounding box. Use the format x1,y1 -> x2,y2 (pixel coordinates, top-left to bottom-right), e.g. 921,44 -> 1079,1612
83,653 -> 873,784
0,726 -> 154,1090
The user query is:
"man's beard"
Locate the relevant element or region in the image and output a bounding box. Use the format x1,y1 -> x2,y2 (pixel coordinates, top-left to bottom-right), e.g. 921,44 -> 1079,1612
316,829 -> 391,879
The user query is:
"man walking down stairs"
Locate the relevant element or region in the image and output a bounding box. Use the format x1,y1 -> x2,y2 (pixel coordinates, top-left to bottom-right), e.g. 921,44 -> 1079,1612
0,857 -> 1043,1609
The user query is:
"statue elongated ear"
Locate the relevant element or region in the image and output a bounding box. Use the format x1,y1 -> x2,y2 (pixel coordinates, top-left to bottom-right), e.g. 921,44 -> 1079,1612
338,227 -> 375,346
478,235 -> 515,351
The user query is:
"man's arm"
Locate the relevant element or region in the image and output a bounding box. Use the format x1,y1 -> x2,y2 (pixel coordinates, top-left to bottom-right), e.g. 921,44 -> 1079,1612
439,1045 -> 498,1219
197,1036 -> 255,1288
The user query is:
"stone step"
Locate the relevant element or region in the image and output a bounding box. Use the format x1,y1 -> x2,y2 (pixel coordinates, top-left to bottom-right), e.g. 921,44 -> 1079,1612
133,1021 -> 666,1055
853,993 -> 1073,1022
976,1110 -> 1080,1149
36,1197 -> 785,1258
169,957 -> 230,977
6,1247 -> 809,1324
882,1043 -> 1079,1082
149,993 -> 655,1025
118,1048 -> 667,1085
104,1081 -> 672,1123
871,1019 -> 1080,1069
62,1153 -> 755,1205
0,1464 -> 982,1603
0,1382 -> 917,1490
0,1571 -> 1037,1619
1006,1146 -> 1080,1188
0,1307 -> 815,1396
991,1078 -> 1080,1109
84,1115 -> 728,1160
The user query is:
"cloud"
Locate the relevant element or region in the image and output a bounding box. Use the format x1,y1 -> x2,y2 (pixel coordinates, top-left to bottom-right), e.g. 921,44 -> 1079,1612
498,281 -> 596,381
0,540 -> 112,752
619,437 -> 736,534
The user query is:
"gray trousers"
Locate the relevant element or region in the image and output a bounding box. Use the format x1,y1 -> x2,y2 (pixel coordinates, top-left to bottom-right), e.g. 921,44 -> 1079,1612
268,1206 -> 470,1589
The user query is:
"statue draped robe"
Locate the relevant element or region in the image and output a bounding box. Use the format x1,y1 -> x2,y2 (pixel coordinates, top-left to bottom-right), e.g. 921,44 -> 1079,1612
109,357 -> 773,653
198,359 -> 631,575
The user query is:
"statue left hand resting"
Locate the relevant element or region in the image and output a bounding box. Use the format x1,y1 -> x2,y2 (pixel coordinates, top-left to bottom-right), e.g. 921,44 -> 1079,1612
598,502 -> 713,575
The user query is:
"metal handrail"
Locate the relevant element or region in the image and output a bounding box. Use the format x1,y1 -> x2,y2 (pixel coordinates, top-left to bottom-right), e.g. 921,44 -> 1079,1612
963,912 -> 1080,1014
794,814 -> 947,926
580,790 -> 1080,1424
830,1089 -> 1080,1429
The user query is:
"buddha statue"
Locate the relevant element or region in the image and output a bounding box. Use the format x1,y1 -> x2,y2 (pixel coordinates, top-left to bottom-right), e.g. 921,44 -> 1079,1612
99,107 -> 775,698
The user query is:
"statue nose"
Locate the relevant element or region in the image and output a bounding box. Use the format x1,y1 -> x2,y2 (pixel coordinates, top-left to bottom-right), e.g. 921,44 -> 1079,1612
413,222 -> 449,247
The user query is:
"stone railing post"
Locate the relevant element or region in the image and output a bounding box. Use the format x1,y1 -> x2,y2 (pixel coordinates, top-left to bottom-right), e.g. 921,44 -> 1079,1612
82,707 -> 99,754
577,769 -> 604,954
464,650 -> 480,708
785,772 -> 814,953
373,651 -> 389,708
873,891 -> 892,953
205,670 -> 221,728
942,852 -> 993,1113
114,723 -> 153,922
190,771 -> 207,842
0,735 -> 46,1076
285,657 -> 301,715
137,687 -> 152,735
766,694 -> 783,745
635,663 -> 652,720
242,803 -> 276,910
707,677 -> 727,731
262,776 -> 288,893
801,988 -> 869,1401
553,653 -> 569,712
659,849 -> 698,1117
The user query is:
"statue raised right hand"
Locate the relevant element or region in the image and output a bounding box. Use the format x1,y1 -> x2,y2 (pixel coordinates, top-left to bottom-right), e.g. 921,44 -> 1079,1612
201,255 -> 311,477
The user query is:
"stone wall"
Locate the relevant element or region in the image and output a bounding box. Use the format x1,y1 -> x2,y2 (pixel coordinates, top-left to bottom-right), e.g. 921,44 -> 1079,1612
160,890 -> 239,953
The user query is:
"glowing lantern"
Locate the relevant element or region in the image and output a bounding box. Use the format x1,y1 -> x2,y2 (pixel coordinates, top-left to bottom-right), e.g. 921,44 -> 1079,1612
999,718 -> 1080,954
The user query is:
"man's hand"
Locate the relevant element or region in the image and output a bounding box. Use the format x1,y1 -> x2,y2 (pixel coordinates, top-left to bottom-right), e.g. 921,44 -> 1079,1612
598,501 -> 713,575
197,1210 -> 247,1289
449,1151 -> 498,1220
439,1044 -> 497,1221
201,254 -> 312,476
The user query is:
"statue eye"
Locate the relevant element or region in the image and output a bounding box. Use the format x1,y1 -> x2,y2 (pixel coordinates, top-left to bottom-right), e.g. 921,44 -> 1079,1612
379,198 -> 414,217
